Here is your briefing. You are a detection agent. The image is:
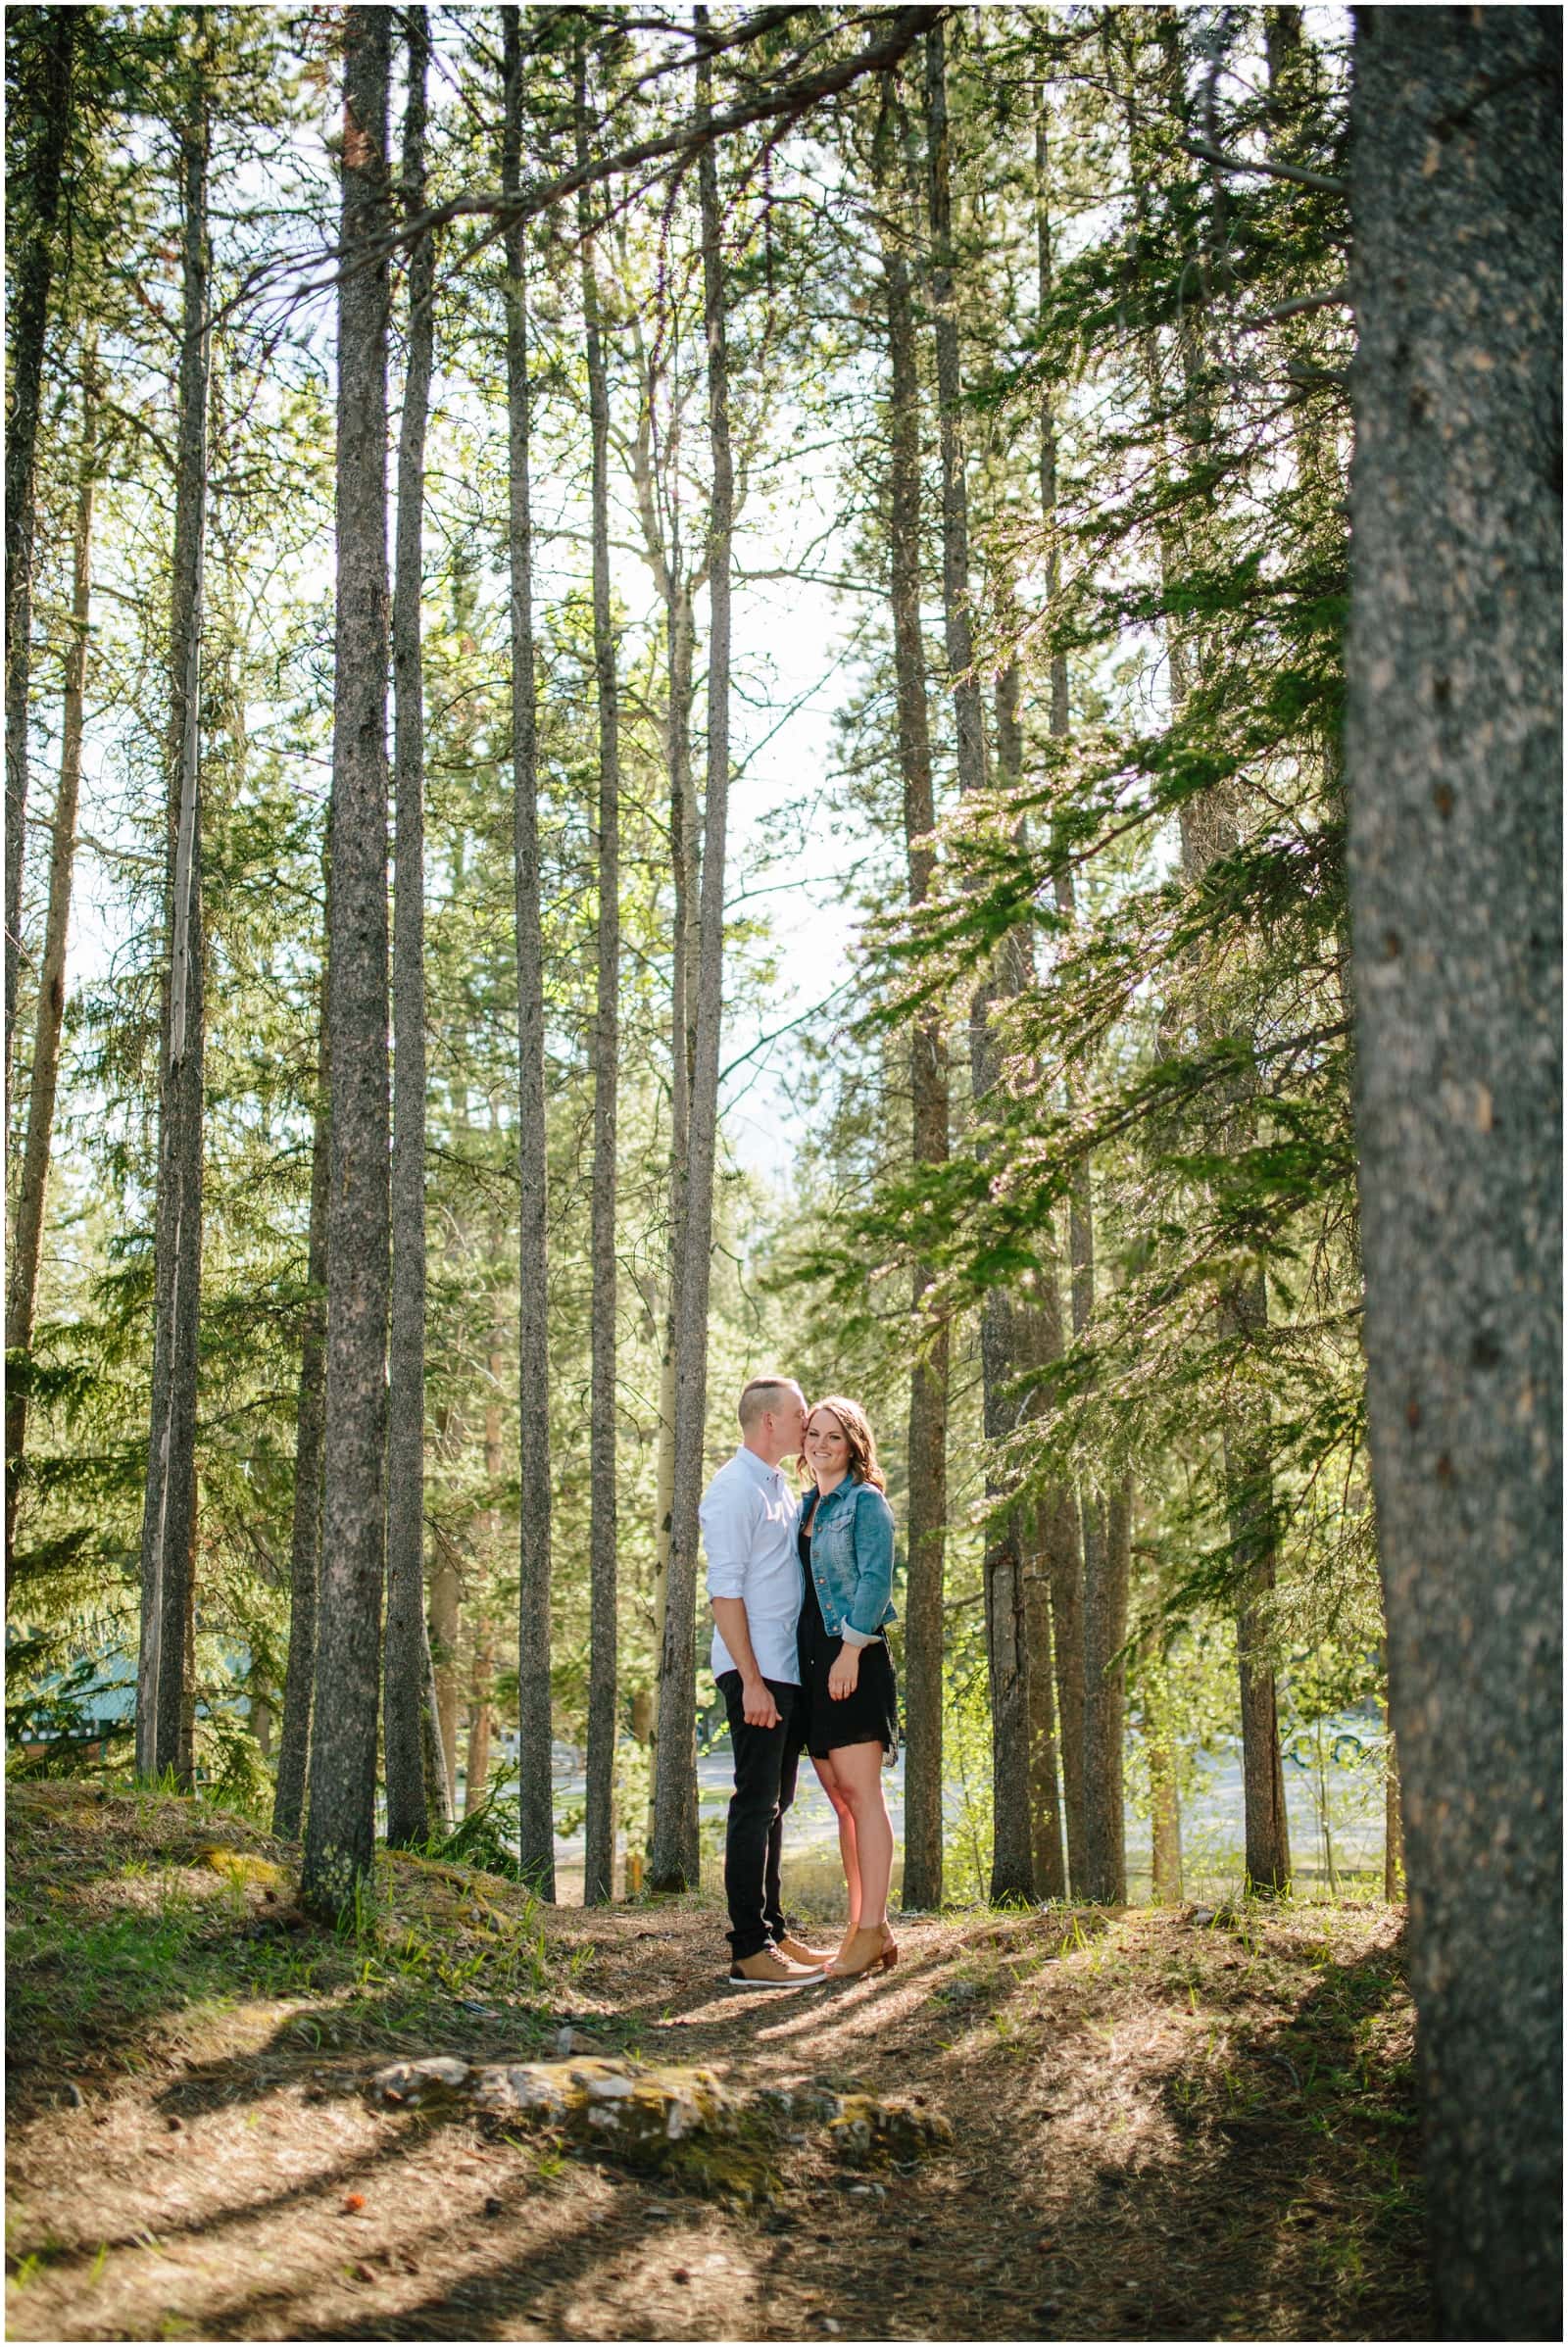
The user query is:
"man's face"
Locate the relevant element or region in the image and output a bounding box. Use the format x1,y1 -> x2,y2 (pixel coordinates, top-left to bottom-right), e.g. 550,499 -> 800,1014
765,1386 -> 808,1463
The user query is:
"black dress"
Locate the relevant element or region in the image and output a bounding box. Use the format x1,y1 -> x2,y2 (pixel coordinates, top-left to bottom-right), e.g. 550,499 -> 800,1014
797,1498 -> 899,1762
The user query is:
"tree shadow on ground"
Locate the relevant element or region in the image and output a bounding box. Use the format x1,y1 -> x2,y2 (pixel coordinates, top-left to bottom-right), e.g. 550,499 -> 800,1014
1045,1919 -> 1429,2342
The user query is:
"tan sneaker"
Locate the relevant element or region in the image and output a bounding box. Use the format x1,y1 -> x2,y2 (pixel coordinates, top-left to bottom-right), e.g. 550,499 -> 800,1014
726,1945 -> 824,1988
776,1931 -> 833,1969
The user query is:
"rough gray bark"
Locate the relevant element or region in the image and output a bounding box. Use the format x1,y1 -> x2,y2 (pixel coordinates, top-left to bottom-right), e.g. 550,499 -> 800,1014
1034,98 -> 1087,1899
1081,1477 -> 1130,1906
1345,12 -> 1561,2334
272,929 -> 329,1840
1022,1280 -> 1069,1902
981,663 -> 1036,1906
624,313 -> 701,1857
5,359 -> 95,1588
5,5 -> 75,1144
383,6 -> 434,1853
622,265 -> 705,1857
1051,845 -> 1102,1902
135,57 -> 211,1787
924,18 -> 1033,1904
503,9 -> 556,1897
576,21 -> 621,1910
921,20 -> 987,807
301,5 -> 393,1918
650,24 -> 730,1892
876,108 -> 948,1913
1145,7 -> 1293,1900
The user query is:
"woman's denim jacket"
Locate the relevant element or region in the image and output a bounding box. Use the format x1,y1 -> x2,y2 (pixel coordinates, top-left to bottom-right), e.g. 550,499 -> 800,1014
797,1479 -> 897,1647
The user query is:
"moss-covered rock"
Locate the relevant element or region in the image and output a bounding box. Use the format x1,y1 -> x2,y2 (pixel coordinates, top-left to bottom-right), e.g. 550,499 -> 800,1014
825,2091 -> 956,2166
363,2055 -> 952,2189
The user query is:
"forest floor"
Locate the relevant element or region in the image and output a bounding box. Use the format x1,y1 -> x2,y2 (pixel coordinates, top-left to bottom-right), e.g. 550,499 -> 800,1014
6,1780 -> 1430,2344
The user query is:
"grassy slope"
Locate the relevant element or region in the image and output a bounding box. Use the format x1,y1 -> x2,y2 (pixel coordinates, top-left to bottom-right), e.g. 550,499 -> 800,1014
5,1779 -> 1429,2342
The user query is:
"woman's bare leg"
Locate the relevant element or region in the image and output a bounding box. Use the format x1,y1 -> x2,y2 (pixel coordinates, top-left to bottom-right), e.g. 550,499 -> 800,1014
812,1751 -> 860,1933
831,1739 -> 894,1929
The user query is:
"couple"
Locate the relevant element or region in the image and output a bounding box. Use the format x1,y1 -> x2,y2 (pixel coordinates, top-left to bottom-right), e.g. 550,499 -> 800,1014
703,1374 -> 900,1987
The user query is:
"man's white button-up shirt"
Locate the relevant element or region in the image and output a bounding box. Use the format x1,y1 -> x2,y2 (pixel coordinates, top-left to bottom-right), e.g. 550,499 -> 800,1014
702,1444 -> 804,1686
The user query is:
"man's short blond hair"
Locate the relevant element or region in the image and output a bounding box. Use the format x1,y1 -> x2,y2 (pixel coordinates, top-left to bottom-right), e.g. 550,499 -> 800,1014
737,1375 -> 803,1431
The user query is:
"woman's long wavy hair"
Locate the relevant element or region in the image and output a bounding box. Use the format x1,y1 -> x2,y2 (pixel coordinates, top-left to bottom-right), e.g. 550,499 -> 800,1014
802,1394 -> 886,1492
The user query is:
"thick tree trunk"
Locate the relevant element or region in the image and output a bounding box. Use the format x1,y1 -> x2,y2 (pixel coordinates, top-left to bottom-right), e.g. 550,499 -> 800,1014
5,360 -> 95,1587
384,7 -> 433,1852
982,665 -> 1036,1905
1044,1470 -> 1086,1895
1346,14 -> 1561,2333
135,62 -> 211,1787
877,126 -> 948,1913
5,6 -> 74,1142
1023,1279 -> 1069,1902
576,23 -> 621,1910
1035,105 -> 1088,1899
922,20 -> 986,806
301,6 -> 393,1919
646,581 -> 696,1861
925,18 -> 1035,1903
1081,1477 -> 1131,1906
650,25 -> 730,1891
503,10 -> 556,1897
272,933 -> 330,1840
1144,10 -> 1292,1900
1052,856 -> 1103,1901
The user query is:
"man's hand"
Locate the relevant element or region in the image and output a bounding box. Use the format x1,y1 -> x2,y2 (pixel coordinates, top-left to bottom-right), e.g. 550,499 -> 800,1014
827,1644 -> 861,1702
742,1674 -> 781,1731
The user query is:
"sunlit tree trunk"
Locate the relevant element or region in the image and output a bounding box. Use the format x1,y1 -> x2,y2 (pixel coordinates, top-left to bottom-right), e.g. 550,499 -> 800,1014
384,5 -> 434,1851
5,6 -> 74,1142
576,20 -> 621,1909
5,357 -> 95,1589
876,101 -> 948,1912
622,301 -> 700,1857
1023,1285 -> 1068,1902
135,50 -> 211,1787
1347,12 -> 1560,2330
924,18 -> 1035,1903
651,24 -> 731,1891
1035,101 -> 1088,1899
982,663 -> 1037,1904
301,4 -> 392,1917
1082,1477 -> 1130,1906
503,9 -> 555,1897
1146,7 -> 1293,1900
272,922 -> 329,1840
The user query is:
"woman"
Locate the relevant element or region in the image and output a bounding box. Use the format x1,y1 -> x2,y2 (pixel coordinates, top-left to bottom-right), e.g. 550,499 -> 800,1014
797,1395 -> 900,1979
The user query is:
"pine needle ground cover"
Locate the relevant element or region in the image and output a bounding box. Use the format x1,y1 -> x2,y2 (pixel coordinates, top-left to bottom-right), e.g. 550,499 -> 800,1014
8,1783 -> 1427,2342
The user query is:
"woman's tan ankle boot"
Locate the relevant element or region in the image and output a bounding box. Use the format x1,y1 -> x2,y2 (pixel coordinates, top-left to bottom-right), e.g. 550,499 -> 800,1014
826,1921 -> 898,1980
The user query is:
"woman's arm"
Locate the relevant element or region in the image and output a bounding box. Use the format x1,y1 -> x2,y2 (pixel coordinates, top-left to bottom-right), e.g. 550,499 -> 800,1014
838,1486 -> 895,1646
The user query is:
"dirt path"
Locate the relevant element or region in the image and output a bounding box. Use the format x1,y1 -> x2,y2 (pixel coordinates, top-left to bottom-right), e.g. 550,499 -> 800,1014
6,1784 -> 1428,2341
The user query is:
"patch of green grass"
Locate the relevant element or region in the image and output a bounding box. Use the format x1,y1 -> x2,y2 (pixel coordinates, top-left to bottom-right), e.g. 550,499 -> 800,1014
6,1785 -> 576,2088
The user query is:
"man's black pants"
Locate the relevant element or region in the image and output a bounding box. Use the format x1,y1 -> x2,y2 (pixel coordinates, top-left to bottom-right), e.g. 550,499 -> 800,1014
716,1670 -> 805,1960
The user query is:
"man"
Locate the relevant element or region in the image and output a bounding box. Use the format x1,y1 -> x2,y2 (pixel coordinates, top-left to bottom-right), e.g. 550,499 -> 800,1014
704,1374 -> 831,1986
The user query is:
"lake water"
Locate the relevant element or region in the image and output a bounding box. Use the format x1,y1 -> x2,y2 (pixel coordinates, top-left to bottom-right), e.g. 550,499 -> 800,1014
486,1711 -> 1388,1904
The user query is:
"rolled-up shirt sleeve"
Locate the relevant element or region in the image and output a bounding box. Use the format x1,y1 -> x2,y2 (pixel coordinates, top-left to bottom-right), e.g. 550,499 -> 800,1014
841,1487 -> 896,1643
702,1476 -> 757,1602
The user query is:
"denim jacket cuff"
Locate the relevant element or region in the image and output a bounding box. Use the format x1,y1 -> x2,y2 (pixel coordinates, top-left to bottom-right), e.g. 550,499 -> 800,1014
839,1623 -> 878,1648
